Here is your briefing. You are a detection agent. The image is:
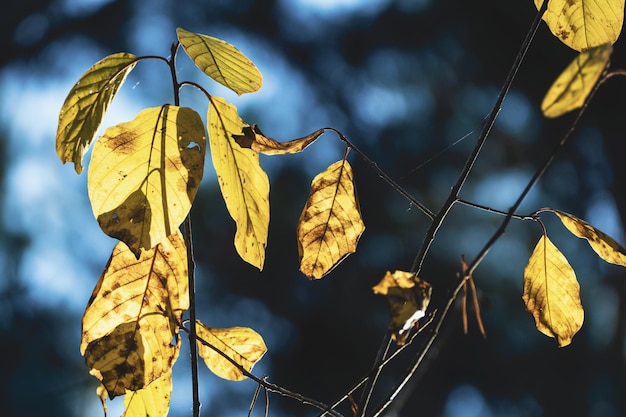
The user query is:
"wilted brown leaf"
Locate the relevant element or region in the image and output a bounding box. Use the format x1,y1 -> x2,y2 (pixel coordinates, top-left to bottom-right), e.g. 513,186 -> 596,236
233,124 -> 325,155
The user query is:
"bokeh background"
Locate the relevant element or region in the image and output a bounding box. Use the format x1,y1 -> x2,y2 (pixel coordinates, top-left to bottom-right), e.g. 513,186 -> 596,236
2,0 -> 626,416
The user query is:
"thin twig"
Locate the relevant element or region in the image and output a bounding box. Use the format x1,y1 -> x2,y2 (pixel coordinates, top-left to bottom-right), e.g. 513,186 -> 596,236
357,329 -> 392,417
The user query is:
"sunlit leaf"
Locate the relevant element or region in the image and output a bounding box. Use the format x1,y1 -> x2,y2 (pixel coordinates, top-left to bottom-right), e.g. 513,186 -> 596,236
56,52 -> 137,174
297,159 -> 365,280
372,270 -> 432,345
522,235 -> 584,347
122,371 -> 172,417
535,0 -> 624,51
97,384 -> 109,417
88,105 -> 206,257
195,321 -> 267,381
541,44 -> 612,118
550,209 -> 626,266
208,97 -> 269,270
177,27 -> 262,95
81,231 -> 188,398
233,124 -> 325,155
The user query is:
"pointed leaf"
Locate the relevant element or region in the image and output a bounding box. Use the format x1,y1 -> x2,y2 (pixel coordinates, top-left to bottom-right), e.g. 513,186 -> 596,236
522,235 -> 584,347
541,44 -> 612,118
372,270 -> 432,345
88,105 -> 206,257
81,231 -> 188,398
196,321 -> 267,381
57,52 -> 137,174
177,27 -> 262,95
297,159 -> 365,279
535,0 -> 624,51
233,124 -> 325,155
122,371 -> 172,417
208,97 -> 269,270
551,209 -> 626,266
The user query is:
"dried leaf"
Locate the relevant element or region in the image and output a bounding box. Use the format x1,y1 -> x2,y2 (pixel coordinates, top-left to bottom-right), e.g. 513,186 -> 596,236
372,270 -> 432,345
522,235 -> 584,347
122,371 -> 172,417
297,159 -> 365,279
88,105 -> 206,257
233,124 -> 324,155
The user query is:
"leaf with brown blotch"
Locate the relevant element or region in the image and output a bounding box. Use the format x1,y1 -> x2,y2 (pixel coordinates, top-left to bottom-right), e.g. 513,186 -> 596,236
57,52 -> 137,174
550,209 -> 626,267
122,370 -> 172,417
522,235 -> 584,347
81,231 -> 188,398
541,44 -> 612,118
87,105 -> 206,257
177,27 -> 262,95
372,270 -> 432,345
208,97 -> 269,270
297,159 -> 365,279
195,321 -> 267,381
233,124 -> 325,155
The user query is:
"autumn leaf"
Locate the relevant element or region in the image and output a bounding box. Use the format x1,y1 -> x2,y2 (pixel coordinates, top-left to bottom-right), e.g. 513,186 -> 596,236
81,231 -> 188,398
550,209 -> 626,266
297,159 -> 365,279
208,96 -> 269,270
88,105 -> 206,257
56,52 -> 137,174
233,124 -> 325,155
195,321 -> 267,381
522,235 -> 584,347
535,0 -> 624,52
372,270 -> 432,345
541,44 -> 612,118
177,27 -> 262,95
122,371 -> 172,417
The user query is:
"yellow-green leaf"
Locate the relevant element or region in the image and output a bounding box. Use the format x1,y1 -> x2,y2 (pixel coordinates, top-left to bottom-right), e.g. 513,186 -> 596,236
551,209 -> 626,266
88,105 -> 206,257
233,124 -> 325,155
195,321 -> 267,381
541,44 -> 612,118
57,52 -> 137,174
122,371 -> 172,417
522,235 -> 584,347
372,270 -> 432,345
81,231 -> 188,398
297,159 -> 365,279
177,27 -> 262,95
535,0 -> 624,51
208,97 -> 269,270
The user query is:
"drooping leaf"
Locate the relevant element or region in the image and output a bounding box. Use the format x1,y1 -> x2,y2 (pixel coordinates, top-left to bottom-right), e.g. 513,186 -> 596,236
551,209 -> 626,266
233,124 -> 325,155
372,270 -> 432,345
81,231 -> 188,398
522,235 -> 584,347
541,44 -> 612,118
57,52 -> 137,174
297,159 -> 365,279
177,27 -> 262,95
122,371 -> 172,417
208,96 -> 269,270
535,0 -> 624,52
88,105 -> 206,257
195,321 -> 267,381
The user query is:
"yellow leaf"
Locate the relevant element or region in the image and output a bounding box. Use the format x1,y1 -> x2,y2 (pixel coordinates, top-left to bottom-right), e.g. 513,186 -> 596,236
81,231 -> 188,398
122,371 -> 172,417
372,270 -> 432,345
535,0 -> 624,51
297,159 -> 365,279
233,124 -> 325,155
552,209 -> 626,266
541,44 -> 612,118
208,97 -> 269,270
177,27 -> 262,95
88,105 -> 206,257
195,321 -> 267,381
522,235 -> 584,347
56,52 -> 137,174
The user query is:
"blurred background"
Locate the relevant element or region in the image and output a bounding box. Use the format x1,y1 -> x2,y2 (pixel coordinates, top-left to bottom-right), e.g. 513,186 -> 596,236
2,0 -> 626,416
